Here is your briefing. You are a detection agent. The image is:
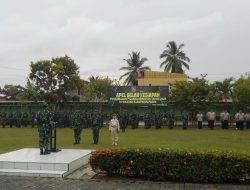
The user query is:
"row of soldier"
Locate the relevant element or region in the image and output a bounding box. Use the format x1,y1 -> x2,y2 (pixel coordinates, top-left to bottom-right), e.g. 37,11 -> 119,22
1,110 -> 250,130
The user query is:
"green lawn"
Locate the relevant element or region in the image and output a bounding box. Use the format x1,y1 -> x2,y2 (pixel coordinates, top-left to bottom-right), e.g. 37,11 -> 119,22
0,126 -> 250,155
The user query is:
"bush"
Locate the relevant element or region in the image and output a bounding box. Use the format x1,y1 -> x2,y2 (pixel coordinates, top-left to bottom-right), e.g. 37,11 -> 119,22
89,148 -> 250,183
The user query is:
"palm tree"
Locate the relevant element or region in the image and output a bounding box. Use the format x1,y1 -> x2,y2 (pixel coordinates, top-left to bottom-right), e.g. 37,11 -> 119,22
160,41 -> 190,73
213,77 -> 234,102
120,51 -> 151,86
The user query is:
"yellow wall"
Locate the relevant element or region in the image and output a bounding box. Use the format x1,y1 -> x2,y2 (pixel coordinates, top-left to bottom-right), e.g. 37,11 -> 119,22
137,71 -> 187,86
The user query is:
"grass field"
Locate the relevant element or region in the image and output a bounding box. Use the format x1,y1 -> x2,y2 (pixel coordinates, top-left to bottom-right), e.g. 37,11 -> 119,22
0,126 -> 250,155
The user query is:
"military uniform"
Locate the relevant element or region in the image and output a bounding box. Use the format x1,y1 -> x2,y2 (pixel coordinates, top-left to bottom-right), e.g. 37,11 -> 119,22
154,113 -> 162,129
15,112 -> 22,128
207,111 -> 216,130
196,113 -> 203,129
119,111 -> 127,132
92,111 -> 101,144
130,113 -> 137,129
245,113 -> 250,129
168,114 -> 175,129
1,112 -> 7,128
220,110 -> 230,129
109,114 -> 120,146
22,112 -> 29,127
182,114 -> 188,129
71,112 -> 82,144
235,111 -> 245,130
31,112 -> 37,128
8,112 -> 14,128
38,102 -> 52,155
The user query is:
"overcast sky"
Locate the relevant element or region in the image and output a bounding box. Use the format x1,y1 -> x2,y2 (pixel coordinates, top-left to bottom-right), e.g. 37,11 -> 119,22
0,0 -> 250,87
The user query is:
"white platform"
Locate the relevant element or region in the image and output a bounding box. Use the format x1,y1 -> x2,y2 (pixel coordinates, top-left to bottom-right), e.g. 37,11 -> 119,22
0,148 -> 91,177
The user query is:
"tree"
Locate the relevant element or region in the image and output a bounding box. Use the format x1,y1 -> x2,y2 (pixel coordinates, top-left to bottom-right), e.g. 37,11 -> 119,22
170,77 -> 215,113
120,51 -> 151,86
2,84 -> 25,100
28,55 -> 83,108
213,77 -> 234,102
83,76 -> 119,102
233,75 -> 250,110
160,41 -> 190,73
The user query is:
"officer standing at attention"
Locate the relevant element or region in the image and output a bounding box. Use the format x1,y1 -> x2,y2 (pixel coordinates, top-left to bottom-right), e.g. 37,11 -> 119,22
144,112 -> 151,129
220,110 -> 230,129
1,111 -> 7,128
207,110 -> 216,130
8,111 -> 14,128
71,111 -> 82,144
196,111 -> 203,129
245,111 -> 250,129
109,113 -> 120,146
182,112 -> 189,130
119,110 -> 127,132
92,110 -> 101,144
235,110 -> 245,130
37,102 -> 51,155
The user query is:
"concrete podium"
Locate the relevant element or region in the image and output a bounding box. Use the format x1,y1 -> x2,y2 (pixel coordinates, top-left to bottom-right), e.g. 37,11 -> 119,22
0,148 -> 91,177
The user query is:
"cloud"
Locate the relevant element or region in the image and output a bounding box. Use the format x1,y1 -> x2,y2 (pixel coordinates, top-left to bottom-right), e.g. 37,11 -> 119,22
0,0 -> 249,86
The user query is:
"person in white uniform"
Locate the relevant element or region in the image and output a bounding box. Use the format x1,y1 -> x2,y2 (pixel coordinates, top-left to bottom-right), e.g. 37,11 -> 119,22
109,114 -> 120,146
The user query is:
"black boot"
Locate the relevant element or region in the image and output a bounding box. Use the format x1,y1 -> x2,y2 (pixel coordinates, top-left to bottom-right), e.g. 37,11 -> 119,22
40,149 -> 44,155
43,149 -> 50,155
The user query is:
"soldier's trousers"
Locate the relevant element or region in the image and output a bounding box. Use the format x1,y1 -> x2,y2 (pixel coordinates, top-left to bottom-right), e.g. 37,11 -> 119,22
92,126 -> 99,144
208,120 -> 214,130
39,130 -> 49,149
74,128 -> 82,143
2,119 -> 6,128
223,120 -> 229,129
110,127 -> 118,144
198,121 -> 202,129
247,121 -> 250,129
121,123 -> 126,132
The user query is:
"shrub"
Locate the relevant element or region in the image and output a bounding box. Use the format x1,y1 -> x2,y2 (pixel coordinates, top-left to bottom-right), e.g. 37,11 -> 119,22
89,148 -> 250,183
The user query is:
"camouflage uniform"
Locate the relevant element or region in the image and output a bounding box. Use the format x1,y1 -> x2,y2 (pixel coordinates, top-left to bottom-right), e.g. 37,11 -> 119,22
119,111 -> 127,132
144,113 -> 151,129
130,113 -> 137,129
154,112 -> 162,129
22,112 -> 29,127
38,103 -> 52,155
92,111 -> 101,144
8,112 -> 14,128
1,112 -> 7,128
182,113 -> 189,130
71,112 -> 82,144
15,112 -> 22,128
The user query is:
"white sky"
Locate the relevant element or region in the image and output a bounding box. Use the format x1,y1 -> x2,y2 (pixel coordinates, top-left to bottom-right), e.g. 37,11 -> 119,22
0,0 -> 250,87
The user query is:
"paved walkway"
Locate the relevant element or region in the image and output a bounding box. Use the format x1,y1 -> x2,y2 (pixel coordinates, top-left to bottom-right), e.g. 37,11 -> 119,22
0,176 -> 249,190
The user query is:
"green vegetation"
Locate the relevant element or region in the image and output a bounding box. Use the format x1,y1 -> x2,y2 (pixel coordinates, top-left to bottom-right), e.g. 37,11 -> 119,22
0,126 -> 250,155
90,148 -> 250,183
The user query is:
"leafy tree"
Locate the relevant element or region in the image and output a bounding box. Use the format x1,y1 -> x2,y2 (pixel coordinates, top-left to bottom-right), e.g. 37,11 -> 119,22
2,84 -> 25,100
213,77 -> 234,102
233,75 -> 250,110
160,41 -> 190,73
170,77 -> 215,113
28,55 -> 83,108
83,76 -> 119,102
120,51 -> 151,86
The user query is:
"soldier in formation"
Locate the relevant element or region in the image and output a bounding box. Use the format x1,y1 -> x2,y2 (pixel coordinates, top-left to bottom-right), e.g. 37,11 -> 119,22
220,110 -> 230,129
182,112 -> 189,130
144,112 -> 152,129
168,114 -> 175,129
196,111 -> 203,129
1,111 -> 7,128
119,110 -> 128,132
154,112 -> 163,129
8,111 -> 14,128
235,110 -> 245,130
207,110 -> 216,130
71,111 -> 83,144
246,111 -> 250,129
92,110 -> 101,144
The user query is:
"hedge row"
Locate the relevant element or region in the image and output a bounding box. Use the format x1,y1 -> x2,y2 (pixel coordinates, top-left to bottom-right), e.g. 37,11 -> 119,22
89,148 -> 250,183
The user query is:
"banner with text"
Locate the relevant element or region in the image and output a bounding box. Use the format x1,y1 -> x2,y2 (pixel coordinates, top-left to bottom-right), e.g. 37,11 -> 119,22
108,86 -> 169,106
